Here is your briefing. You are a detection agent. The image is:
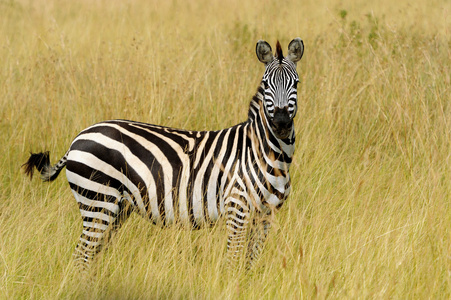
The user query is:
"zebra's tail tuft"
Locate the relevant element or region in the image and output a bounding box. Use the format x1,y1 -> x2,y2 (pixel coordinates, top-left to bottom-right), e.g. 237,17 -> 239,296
22,151 -> 67,182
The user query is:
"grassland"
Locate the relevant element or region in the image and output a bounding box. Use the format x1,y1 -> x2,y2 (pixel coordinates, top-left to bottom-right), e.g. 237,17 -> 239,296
1,0 -> 450,298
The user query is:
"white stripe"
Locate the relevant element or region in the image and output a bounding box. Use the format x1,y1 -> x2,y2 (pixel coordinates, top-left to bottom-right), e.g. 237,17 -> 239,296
79,237 -> 102,246
83,230 -> 105,238
164,129 -> 196,152
83,221 -> 109,231
265,173 -> 288,194
252,122 -> 288,170
67,171 -> 121,212
267,194 -> 281,207
80,209 -> 112,223
206,130 -> 231,221
247,155 -> 271,200
278,136 -> 295,157
243,148 -> 264,210
67,169 -> 121,197
223,171 -> 240,206
193,132 -> 210,168
262,118 -> 282,153
219,128 -> 241,210
75,193 -> 119,215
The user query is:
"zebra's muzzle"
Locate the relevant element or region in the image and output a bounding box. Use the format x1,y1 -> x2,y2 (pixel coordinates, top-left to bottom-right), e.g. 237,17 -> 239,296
270,107 -> 293,139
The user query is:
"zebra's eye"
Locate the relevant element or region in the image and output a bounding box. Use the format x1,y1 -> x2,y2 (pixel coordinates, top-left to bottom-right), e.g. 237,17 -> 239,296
262,81 -> 269,89
293,80 -> 299,89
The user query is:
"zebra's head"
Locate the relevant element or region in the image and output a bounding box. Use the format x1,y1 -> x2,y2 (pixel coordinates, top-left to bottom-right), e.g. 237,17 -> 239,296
256,38 -> 304,139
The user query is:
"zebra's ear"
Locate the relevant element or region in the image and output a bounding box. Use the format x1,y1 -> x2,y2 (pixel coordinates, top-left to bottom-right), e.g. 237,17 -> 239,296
287,38 -> 304,64
256,40 -> 274,64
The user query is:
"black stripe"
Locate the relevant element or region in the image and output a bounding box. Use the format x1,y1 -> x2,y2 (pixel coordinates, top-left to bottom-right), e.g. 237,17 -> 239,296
200,129 -> 228,223
216,126 -> 240,203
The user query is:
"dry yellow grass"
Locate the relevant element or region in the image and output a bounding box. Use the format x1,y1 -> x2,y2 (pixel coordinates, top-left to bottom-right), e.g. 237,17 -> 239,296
1,0 -> 450,298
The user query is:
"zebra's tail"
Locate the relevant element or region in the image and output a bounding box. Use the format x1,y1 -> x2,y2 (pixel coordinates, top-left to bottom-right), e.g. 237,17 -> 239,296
22,151 -> 68,182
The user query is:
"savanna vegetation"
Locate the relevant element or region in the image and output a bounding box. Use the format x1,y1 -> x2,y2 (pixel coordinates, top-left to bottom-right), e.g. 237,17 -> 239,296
1,0 -> 450,298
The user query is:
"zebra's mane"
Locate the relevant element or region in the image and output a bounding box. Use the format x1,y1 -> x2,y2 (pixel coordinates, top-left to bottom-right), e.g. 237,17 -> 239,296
275,41 -> 283,64
248,84 -> 265,120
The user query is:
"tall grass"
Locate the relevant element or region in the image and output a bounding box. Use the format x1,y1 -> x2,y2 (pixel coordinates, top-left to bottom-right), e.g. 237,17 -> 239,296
1,0 -> 450,298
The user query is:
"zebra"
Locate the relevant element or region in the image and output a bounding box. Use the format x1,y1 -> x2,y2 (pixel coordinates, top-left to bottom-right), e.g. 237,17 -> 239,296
23,38 -> 304,270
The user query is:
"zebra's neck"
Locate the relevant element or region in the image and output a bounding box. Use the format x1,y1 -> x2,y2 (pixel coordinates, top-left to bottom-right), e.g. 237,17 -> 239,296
246,83 -> 295,166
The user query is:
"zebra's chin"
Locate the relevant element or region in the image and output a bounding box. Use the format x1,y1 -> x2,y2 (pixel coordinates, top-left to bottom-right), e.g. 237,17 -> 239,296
271,124 -> 293,140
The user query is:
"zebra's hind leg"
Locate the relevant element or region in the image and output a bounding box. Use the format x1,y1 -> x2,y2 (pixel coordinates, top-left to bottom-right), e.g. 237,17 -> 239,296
72,191 -> 133,270
73,217 -> 110,269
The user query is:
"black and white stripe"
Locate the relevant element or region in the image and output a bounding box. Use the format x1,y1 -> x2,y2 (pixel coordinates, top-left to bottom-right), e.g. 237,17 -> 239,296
23,38 -> 304,269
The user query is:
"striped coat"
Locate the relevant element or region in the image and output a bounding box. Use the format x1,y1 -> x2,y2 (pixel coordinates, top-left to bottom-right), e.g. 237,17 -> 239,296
23,37 -> 304,269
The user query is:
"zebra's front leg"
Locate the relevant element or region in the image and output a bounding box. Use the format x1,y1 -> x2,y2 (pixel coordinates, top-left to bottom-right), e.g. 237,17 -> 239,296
225,194 -> 250,268
246,216 -> 271,269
